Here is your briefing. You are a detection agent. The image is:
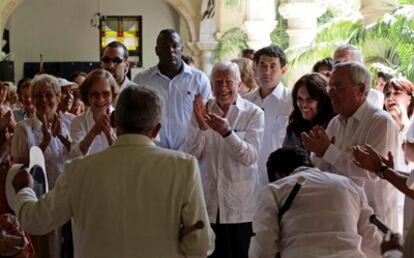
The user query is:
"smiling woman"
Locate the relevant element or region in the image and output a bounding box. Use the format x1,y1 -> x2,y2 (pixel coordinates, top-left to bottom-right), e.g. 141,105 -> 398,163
283,72 -> 335,149
69,69 -> 117,157
383,77 -> 414,131
10,73 -> 72,258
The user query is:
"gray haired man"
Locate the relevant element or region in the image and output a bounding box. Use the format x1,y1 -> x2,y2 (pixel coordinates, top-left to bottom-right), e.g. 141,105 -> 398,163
301,61 -> 400,232
11,85 -> 215,258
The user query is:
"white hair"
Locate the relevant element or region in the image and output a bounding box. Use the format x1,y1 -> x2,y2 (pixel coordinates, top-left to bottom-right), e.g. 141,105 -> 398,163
210,61 -> 241,84
333,61 -> 371,96
334,44 -> 364,63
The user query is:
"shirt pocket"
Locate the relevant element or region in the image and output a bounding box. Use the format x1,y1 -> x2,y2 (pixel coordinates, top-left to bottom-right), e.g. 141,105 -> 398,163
177,85 -> 196,109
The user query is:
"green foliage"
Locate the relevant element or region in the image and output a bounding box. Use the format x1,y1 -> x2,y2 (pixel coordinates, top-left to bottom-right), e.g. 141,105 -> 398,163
202,0 -> 215,20
223,0 -> 241,8
287,9 -> 414,83
317,8 -> 336,25
270,19 -> 289,49
286,20 -> 363,68
213,28 -> 248,62
400,0 -> 414,4
202,0 -> 241,20
353,13 -> 414,81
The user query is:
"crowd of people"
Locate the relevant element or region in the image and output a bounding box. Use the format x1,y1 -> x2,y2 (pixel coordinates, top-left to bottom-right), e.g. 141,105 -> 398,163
0,27 -> 414,258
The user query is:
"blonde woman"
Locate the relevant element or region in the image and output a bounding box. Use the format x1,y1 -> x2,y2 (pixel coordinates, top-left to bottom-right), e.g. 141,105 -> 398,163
231,57 -> 257,96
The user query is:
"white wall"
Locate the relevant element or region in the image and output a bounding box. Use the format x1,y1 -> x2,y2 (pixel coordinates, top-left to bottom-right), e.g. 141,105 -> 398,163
9,0 -> 179,80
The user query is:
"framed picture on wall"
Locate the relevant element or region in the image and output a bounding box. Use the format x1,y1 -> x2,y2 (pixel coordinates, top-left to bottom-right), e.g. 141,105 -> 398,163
100,15 -> 143,67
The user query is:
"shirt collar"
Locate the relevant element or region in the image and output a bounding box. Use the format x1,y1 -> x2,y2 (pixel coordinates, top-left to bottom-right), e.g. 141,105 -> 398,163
270,82 -> 286,99
234,94 -> 247,111
154,61 -> 189,77
338,100 -> 369,125
252,82 -> 285,100
111,134 -> 156,148
212,94 -> 246,114
120,77 -> 130,89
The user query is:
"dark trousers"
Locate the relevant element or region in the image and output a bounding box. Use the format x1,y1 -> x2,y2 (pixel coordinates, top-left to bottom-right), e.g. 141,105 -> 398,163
209,222 -> 253,258
61,221 -> 73,258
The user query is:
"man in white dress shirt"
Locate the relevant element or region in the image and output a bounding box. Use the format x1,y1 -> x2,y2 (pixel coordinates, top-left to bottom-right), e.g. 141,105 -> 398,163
11,85 -> 215,258
244,45 -> 292,188
301,61 -> 400,232
134,29 -> 211,151
249,146 -> 382,258
101,41 -> 137,92
186,61 -> 264,258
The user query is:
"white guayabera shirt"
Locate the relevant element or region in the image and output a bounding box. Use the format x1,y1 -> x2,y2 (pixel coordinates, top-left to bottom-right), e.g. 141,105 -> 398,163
244,83 -> 292,188
185,95 -> 264,224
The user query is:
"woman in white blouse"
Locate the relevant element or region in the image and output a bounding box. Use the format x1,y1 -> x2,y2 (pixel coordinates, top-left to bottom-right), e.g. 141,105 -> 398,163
383,77 -> 414,236
11,74 -> 71,188
69,69 -> 117,156
11,73 -> 71,258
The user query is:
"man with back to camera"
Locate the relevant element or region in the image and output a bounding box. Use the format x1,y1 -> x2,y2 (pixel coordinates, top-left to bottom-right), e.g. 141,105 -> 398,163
249,146 -> 382,258
133,29 -> 211,151
301,61 -> 400,232
101,41 -> 137,93
244,45 -> 292,188
10,85 -> 215,258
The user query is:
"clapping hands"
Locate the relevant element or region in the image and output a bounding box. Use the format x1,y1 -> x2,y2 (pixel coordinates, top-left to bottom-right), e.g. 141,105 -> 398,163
193,94 -> 231,136
301,125 -> 334,157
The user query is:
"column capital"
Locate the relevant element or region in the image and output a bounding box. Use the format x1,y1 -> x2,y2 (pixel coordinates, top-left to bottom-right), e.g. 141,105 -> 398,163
278,1 -> 326,47
279,1 -> 326,20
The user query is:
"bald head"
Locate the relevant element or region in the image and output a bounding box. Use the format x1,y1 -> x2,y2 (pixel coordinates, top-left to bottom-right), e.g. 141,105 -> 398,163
155,29 -> 183,71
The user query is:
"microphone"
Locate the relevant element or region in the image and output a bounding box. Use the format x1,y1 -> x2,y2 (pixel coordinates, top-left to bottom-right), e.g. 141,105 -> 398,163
369,214 -> 392,234
278,176 -> 306,220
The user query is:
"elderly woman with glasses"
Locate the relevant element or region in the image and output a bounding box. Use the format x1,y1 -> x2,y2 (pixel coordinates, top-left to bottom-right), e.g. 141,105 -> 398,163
11,74 -> 72,258
69,69 -> 118,157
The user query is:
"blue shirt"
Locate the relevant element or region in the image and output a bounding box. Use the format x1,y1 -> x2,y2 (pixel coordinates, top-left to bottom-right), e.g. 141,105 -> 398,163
133,62 -> 211,151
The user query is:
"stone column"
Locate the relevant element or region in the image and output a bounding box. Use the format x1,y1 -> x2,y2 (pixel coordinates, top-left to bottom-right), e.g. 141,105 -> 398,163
279,1 -> 326,47
189,0 -> 218,75
195,42 -> 216,76
360,0 -> 399,25
243,0 -> 277,50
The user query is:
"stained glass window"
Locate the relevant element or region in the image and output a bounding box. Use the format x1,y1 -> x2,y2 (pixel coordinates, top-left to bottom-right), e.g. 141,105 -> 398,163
100,16 -> 142,67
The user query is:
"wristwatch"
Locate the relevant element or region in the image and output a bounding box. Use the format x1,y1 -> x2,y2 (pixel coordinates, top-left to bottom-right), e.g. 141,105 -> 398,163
377,163 -> 388,179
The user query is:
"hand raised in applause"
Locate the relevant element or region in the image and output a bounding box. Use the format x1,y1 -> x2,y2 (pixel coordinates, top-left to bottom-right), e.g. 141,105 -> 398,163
205,112 -> 231,136
0,110 -> 14,130
193,94 -> 208,130
91,112 -> 111,136
40,113 -> 52,147
51,112 -> 63,138
301,125 -> 334,157
352,144 -> 394,174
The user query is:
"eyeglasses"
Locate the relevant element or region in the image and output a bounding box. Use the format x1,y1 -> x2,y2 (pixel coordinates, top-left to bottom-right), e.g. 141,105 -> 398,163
101,56 -> 124,65
325,84 -> 348,92
214,79 -> 236,86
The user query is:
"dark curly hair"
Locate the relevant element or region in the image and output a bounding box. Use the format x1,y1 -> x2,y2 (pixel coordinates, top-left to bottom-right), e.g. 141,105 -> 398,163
286,73 -> 335,137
